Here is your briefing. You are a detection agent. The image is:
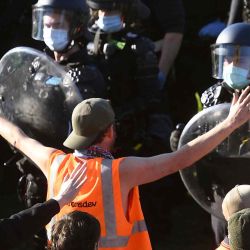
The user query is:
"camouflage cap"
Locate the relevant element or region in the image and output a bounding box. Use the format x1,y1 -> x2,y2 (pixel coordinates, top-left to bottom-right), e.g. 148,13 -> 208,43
228,208 -> 250,250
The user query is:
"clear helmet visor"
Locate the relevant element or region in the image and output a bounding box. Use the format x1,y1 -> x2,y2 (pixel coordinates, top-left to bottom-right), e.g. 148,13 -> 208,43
211,44 -> 250,79
32,7 -> 73,41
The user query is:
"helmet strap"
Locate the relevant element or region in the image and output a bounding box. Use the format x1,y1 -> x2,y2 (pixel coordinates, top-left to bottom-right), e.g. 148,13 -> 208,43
93,28 -> 102,55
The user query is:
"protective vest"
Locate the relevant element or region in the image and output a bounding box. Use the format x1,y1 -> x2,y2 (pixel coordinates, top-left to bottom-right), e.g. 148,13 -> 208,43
47,150 -> 152,250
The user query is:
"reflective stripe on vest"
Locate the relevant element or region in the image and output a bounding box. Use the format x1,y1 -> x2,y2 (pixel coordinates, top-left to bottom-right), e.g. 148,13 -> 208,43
48,154 -> 66,198
47,154 -> 66,240
49,156 -> 147,248
100,159 -> 147,248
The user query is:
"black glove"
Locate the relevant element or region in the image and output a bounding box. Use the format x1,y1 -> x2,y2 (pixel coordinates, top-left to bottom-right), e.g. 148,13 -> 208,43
169,123 -> 185,152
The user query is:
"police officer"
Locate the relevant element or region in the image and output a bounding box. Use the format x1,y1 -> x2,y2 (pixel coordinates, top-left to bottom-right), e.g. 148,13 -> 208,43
5,1 -> 108,249
86,0 -> 173,157
201,22 -> 250,108
32,0 -> 108,99
171,23 -> 250,150
172,22 -> 250,246
13,0 -> 107,210
203,23 -> 250,245
140,0 -> 185,87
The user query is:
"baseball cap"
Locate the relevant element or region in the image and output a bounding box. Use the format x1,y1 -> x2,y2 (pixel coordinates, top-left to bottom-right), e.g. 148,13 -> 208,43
228,208 -> 250,250
222,185 -> 250,220
63,98 -> 115,150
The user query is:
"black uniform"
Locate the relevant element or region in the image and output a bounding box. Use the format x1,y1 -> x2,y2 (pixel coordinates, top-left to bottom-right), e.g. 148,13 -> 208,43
0,199 -> 59,250
87,30 -> 172,156
141,0 -> 185,40
45,46 -> 108,100
200,81 -> 233,109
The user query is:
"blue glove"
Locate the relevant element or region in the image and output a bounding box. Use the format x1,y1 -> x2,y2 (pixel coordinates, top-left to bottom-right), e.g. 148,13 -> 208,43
158,71 -> 166,89
198,19 -> 226,38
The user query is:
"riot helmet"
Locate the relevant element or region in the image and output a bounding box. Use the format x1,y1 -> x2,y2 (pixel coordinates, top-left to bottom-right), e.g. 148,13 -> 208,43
211,23 -> 250,89
32,0 -> 89,52
86,0 -> 150,33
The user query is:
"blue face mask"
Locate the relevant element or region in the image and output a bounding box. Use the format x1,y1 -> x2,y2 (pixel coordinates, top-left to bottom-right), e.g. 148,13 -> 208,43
95,15 -> 123,33
223,65 -> 250,89
43,27 -> 69,51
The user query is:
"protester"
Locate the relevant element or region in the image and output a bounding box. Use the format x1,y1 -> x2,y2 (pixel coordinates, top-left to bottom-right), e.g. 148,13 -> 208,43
50,211 -> 100,250
216,185 -> 250,250
1,87 -> 250,249
0,162 -> 87,250
227,208 -> 250,250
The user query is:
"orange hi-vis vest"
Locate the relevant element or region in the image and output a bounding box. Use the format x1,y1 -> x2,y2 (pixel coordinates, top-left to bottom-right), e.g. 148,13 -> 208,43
47,150 -> 152,250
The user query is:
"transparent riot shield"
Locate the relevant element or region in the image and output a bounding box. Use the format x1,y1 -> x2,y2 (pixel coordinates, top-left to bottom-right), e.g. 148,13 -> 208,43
0,46 -> 82,148
178,103 -> 250,219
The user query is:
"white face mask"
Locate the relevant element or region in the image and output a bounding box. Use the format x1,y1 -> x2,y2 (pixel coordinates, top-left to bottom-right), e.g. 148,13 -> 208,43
95,15 -> 123,33
223,64 -> 250,89
43,27 -> 69,51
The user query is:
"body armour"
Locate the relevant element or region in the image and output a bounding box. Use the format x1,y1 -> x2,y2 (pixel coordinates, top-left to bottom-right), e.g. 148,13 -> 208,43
87,32 -> 172,156
52,47 -> 109,100
200,81 -> 234,109
87,32 -> 160,109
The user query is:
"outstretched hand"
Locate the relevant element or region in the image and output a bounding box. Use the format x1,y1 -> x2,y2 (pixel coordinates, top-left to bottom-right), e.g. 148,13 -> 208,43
226,86 -> 250,130
53,161 -> 87,209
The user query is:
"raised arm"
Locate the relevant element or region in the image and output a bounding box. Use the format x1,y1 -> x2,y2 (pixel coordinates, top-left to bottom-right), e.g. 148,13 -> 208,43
0,116 -> 56,178
121,87 -> 250,189
0,161 -> 87,249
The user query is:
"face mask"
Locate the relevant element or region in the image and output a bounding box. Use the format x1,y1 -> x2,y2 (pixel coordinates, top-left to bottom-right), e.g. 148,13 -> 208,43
223,64 -> 250,89
95,15 -> 123,33
43,27 -> 69,51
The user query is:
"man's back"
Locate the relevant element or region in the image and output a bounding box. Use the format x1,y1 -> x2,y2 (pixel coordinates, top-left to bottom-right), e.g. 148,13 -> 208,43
47,150 -> 152,250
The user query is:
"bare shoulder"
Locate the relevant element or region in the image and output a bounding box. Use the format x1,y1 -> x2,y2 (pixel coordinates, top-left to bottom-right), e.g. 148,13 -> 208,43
118,152 -> 179,188
119,156 -> 155,188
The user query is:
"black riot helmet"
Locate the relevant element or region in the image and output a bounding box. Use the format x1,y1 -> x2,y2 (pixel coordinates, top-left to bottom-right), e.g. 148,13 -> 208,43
32,0 -> 90,51
211,23 -> 250,89
86,0 -> 150,33
87,0 -> 127,11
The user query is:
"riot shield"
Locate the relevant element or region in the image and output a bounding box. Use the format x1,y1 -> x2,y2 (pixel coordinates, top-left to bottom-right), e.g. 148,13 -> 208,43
0,46 -> 82,148
178,103 -> 250,219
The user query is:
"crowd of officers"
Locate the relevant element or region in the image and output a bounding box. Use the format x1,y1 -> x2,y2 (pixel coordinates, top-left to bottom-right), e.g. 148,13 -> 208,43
1,0 -> 250,249
0,0 -> 185,249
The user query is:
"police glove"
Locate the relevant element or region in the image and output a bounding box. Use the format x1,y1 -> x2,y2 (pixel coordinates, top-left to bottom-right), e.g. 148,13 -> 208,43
169,123 -> 185,152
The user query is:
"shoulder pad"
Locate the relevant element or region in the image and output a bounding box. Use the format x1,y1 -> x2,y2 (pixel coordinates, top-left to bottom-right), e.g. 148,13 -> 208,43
66,65 -> 103,83
200,82 -> 232,108
200,82 -> 223,108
